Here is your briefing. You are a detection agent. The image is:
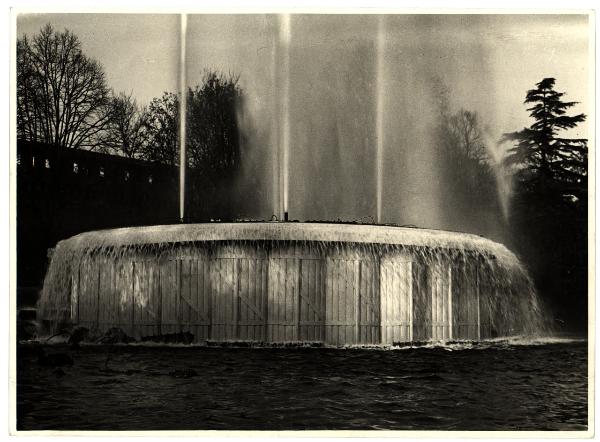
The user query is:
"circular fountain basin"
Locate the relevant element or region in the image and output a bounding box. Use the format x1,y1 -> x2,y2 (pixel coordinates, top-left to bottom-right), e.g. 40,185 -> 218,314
38,223 -> 544,345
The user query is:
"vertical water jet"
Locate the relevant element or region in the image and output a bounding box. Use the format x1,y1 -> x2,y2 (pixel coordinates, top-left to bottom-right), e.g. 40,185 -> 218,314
279,14 -> 291,220
375,15 -> 386,224
270,25 -> 281,219
179,14 -> 188,222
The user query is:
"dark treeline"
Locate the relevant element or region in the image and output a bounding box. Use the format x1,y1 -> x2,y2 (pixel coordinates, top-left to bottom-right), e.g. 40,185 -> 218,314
502,78 -> 588,331
17,23 -> 243,221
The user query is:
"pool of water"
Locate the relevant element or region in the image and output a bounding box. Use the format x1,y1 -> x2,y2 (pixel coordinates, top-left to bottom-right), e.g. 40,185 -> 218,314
16,338 -> 588,431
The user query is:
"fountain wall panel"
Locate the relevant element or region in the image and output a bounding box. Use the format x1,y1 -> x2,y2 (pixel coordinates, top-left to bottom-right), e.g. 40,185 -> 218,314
452,260 -> 480,340
298,257 -> 326,343
380,253 -> 413,344
412,264 -> 431,342
357,259 -> 380,345
431,262 -> 452,341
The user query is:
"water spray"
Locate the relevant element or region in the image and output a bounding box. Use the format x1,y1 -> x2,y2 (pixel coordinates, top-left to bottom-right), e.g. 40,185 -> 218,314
179,13 -> 188,223
375,15 -> 385,225
279,14 -> 291,222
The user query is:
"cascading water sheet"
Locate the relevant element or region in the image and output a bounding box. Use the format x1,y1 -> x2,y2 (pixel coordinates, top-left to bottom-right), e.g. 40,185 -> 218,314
37,223 -> 549,345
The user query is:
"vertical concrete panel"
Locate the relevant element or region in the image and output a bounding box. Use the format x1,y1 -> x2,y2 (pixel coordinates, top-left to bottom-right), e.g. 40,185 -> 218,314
259,258 -> 269,341
238,258 -> 249,340
267,255 -> 281,342
133,260 -> 160,339
175,256 -> 209,342
380,260 -> 389,344
285,258 -> 299,341
405,262 -> 414,341
447,265 -> 452,340
267,245 -> 300,342
452,260 -> 479,340
325,257 -> 353,346
345,260 -> 355,344
327,258 -> 337,345
211,257 -> 236,341
97,259 -> 106,331
198,258 -> 211,341
160,259 -> 179,335
380,253 -> 413,345
179,259 -> 192,334
298,257 -> 325,343
70,263 -> 80,324
262,257 -> 269,340
114,259 -> 134,336
325,257 -> 333,344
430,261 -> 452,341
78,258 -> 96,331
412,263 -> 431,341
98,259 -> 116,333
236,254 -> 267,342
148,260 -> 161,338
478,267 -> 493,339
431,263 -> 441,340
188,258 -> 201,341
132,260 -> 143,339
358,259 -> 380,345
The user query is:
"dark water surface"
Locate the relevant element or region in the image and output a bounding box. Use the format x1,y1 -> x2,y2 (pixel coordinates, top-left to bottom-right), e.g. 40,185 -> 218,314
17,339 -> 587,431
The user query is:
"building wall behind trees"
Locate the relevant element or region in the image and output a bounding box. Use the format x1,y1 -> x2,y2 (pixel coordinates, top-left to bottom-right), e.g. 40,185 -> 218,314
17,141 -> 182,294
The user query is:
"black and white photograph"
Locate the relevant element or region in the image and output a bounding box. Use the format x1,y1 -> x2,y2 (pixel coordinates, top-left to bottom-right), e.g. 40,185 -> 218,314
10,8 -> 592,434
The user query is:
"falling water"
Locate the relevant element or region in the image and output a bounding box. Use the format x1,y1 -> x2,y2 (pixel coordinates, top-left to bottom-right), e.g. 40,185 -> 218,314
375,15 -> 385,225
36,223 -> 551,342
179,14 -> 187,222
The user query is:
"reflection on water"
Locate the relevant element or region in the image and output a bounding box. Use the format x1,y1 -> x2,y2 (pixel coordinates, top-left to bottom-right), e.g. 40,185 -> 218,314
17,340 -> 587,431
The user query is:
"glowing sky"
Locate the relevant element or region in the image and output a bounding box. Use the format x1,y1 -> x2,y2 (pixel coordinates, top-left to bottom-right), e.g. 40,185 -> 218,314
17,13 -> 590,140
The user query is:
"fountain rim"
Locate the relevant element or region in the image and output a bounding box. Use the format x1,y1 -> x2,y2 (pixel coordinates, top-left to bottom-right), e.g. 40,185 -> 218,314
54,222 -> 515,260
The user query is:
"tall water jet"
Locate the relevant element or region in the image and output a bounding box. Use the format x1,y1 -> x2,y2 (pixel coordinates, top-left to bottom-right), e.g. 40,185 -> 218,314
179,13 -> 188,222
279,14 -> 291,220
375,15 -> 385,224
270,26 -> 281,220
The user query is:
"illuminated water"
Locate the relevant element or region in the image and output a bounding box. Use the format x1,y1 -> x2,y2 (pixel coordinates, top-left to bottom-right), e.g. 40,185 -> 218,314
17,339 -> 587,431
37,223 -> 549,341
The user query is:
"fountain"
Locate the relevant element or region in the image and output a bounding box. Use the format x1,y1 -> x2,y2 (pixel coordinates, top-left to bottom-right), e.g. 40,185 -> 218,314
37,223 -> 546,345
35,14 -> 548,346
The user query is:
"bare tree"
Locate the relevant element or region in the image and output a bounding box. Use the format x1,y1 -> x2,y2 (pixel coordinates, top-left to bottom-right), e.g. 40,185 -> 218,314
447,109 -> 489,164
142,92 -> 179,165
17,35 -> 41,142
16,24 -> 112,150
186,71 -> 242,176
102,92 -> 149,158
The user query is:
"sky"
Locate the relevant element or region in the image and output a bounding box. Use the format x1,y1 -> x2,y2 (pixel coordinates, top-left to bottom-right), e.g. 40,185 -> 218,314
17,13 -> 590,136
16,13 -> 592,229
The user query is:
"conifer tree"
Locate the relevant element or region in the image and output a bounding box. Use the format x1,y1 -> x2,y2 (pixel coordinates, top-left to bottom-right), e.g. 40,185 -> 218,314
502,78 -> 587,205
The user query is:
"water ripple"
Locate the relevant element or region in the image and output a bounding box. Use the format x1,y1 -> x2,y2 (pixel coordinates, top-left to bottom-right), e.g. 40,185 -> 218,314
17,341 -> 587,431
